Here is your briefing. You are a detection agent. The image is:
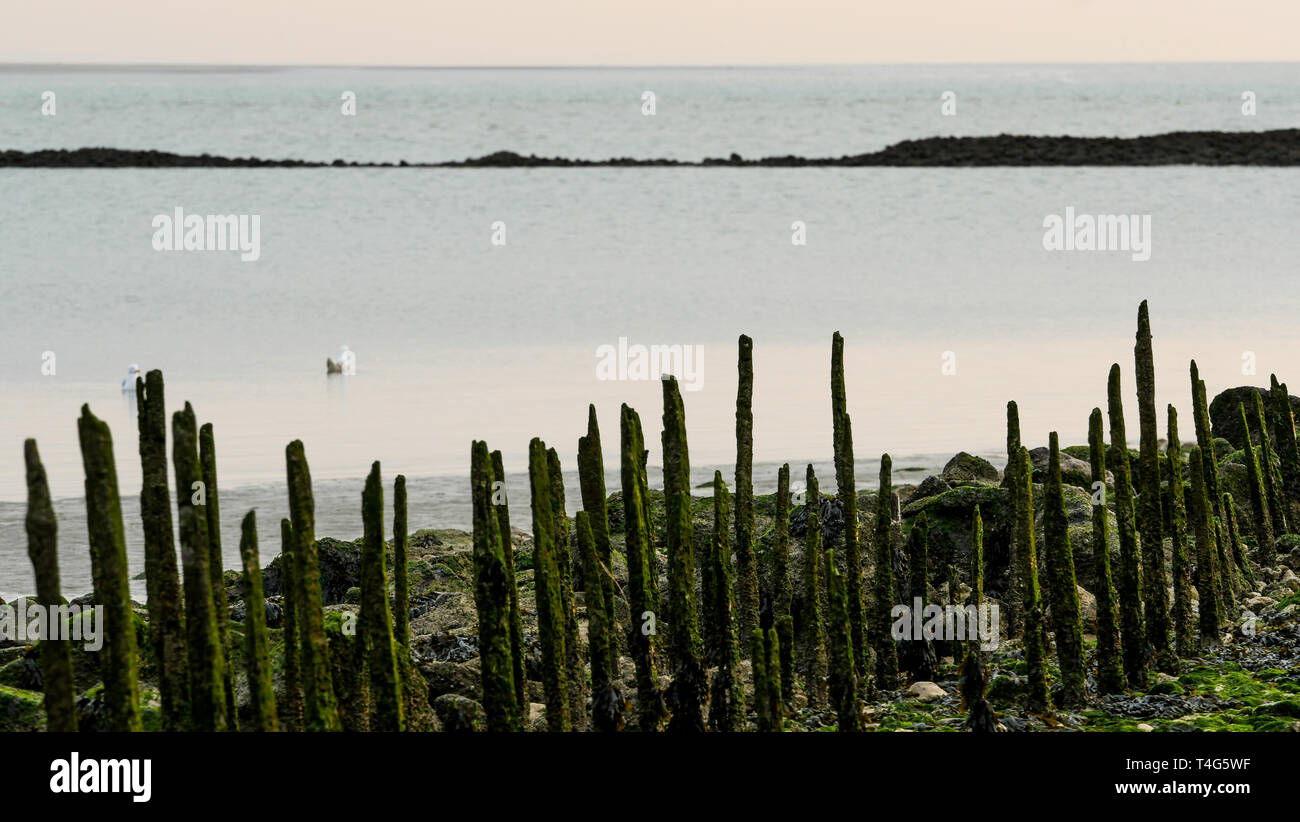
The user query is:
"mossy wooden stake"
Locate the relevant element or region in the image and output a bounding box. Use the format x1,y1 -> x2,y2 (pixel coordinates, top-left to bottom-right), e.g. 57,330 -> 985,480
170,404 -> 225,731
1107,365 -> 1148,687
1214,518 -> 1237,611
79,406 -> 144,732
24,439 -> 76,732
1134,302 -> 1173,672
239,511 -> 279,732
393,474 -> 410,648
961,650 -> 997,733
901,513 -> 936,681
1223,494 -> 1255,590
280,518 -> 302,731
135,370 -> 186,729
199,423 -> 237,728
1190,362 -> 1222,521
578,511 -> 622,731
471,443 -> 519,732
1089,408 -> 1126,692
1014,446 -> 1050,711
870,455 -> 899,689
751,629 -> 773,732
824,548 -> 860,731
799,464 -> 828,707
490,449 -> 527,715
529,438 -> 571,731
1237,400 -> 1276,565
661,377 -> 704,732
1270,374 -> 1300,527
734,335 -> 760,640
967,504 -> 985,662
1188,446 -> 1222,647
1251,390 -> 1288,541
830,332 -> 866,683
1005,401 -> 1024,635
576,409 -> 619,672
547,447 -> 585,731
620,405 -> 663,730
763,627 -> 783,732
361,462 -> 404,731
1166,408 -> 1196,658
773,464 -> 795,708
1045,432 -> 1087,706
285,439 -> 340,731
706,471 -> 744,731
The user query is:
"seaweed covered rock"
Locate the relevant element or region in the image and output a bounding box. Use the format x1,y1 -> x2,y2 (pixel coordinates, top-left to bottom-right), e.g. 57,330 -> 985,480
1028,446 -> 1112,491
941,452 -> 999,484
1209,386 -> 1300,450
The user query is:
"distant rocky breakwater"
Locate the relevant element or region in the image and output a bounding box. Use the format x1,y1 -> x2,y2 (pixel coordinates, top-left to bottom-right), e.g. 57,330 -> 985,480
5,128 -> 1300,168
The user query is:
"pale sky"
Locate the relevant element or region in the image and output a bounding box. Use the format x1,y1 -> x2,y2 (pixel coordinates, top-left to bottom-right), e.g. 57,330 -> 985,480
4,0 -> 1297,65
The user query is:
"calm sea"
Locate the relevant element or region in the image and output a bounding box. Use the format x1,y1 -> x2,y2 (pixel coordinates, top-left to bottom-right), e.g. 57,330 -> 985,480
2,63 -> 1298,599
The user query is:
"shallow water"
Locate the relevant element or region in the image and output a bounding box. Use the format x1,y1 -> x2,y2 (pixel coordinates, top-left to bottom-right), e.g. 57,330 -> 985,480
2,64 -> 1298,600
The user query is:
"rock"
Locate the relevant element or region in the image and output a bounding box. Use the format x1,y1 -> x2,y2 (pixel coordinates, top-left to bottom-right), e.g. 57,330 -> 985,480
942,452 -> 999,483
419,658 -> 483,702
1209,386 -> 1300,450
912,475 -> 952,502
1077,585 -> 1097,632
528,702 -> 548,732
432,693 -> 485,732
1137,723 -> 1154,732
906,681 -> 947,702
1028,446 -> 1109,490
1245,595 -> 1276,611
343,586 -> 361,605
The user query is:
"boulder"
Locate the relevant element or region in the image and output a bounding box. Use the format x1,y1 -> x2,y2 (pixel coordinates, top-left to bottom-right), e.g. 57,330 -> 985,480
1027,446 -> 1110,491
432,693 -> 485,732
1208,386 -> 1300,450
906,681 -> 947,702
941,452 -> 999,484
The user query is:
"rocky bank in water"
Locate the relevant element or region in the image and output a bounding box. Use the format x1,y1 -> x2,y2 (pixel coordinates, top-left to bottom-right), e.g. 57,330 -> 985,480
5,129 -> 1300,168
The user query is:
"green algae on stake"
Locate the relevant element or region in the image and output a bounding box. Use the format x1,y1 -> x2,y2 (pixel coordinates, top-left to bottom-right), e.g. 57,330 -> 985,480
1166,407 -> 1196,659
1270,374 -> 1300,527
824,548 -> 860,731
830,331 -> 867,685
393,474 -> 411,648
734,335 -> 760,641
620,404 -> 664,731
1044,433 -> 1087,708
773,463 -> 796,708
280,517 -> 303,731
547,447 -> 585,730
24,440 -> 77,731
1107,365 -> 1148,688
1187,446 -> 1223,647
490,448 -> 527,715
135,370 -> 187,729
1014,446 -> 1050,712
871,455 -> 900,690
361,462 -> 404,732
1134,302 -> 1173,673
577,511 -> 621,731
705,471 -> 744,732
576,408 -> 618,675
1238,400 -> 1276,564
1005,401 -> 1024,635
1086,408 -> 1128,691
471,442 -> 520,732
79,405 -> 144,732
200,423 -> 238,729
528,438 -> 570,731
285,439 -> 341,731
239,511 -> 279,732
799,464 -> 828,707
661,376 -> 705,732
172,404 -> 225,731
1251,390 -> 1288,544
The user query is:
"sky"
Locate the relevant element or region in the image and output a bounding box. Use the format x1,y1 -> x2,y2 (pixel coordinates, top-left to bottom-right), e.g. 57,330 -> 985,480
3,0 -> 1298,65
